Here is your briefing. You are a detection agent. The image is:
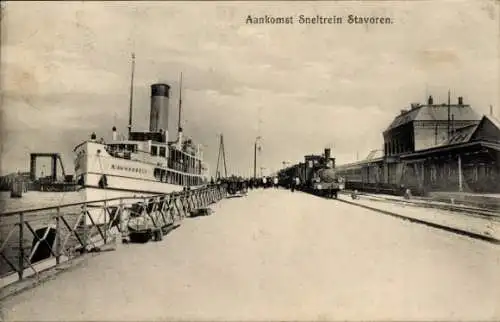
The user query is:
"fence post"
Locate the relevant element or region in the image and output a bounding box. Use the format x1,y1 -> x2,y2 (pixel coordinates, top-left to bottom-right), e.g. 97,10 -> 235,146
119,198 -> 127,243
103,199 -> 108,244
82,202 -> 88,252
56,207 -> 61,265
18,212 -> 24,280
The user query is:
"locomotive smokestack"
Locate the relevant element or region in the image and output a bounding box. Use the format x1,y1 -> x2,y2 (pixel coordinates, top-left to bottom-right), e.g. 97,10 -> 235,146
324,148 -> 331,160
149,83 -> 170,133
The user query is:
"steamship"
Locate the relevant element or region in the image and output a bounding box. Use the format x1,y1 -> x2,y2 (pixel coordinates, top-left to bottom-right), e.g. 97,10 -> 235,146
73,64 -> 209,207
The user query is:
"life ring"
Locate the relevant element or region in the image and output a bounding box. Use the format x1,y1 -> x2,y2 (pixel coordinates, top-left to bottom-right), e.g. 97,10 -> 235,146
98,175 -> 108,188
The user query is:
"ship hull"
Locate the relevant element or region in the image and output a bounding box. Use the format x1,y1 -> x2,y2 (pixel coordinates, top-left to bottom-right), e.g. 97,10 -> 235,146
79,173 -> 186,202
74,141 -> 205,226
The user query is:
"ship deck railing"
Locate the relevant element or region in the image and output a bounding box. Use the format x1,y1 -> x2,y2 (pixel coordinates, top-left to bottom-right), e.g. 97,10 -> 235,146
0,184 -> 227,290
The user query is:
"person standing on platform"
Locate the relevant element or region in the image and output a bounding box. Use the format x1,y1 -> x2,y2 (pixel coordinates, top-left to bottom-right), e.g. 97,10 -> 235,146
273,177 -> 278,188
293,176 -> 300,192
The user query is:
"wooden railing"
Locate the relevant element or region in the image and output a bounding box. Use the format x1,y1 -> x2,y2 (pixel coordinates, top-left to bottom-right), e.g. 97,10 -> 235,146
0,184 -> 227,288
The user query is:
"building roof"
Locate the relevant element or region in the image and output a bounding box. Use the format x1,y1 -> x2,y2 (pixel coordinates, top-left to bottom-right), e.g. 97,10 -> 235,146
470,114 -> 500,144
401,140 -> 500,160
446,123 -> 478,145
483,114 -> 500,130
365,149 -> 384,160
384,103 -> 481,133
403,114 -> 500,158
384,107 -> 421,132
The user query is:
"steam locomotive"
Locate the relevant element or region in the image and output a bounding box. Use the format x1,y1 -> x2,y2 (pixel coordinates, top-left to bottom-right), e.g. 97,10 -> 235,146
279,148 -> 345,198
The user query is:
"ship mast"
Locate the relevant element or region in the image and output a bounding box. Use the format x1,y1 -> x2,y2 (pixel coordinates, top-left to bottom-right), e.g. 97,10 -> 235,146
127,53 -> 136,137
178,72 -> 183,135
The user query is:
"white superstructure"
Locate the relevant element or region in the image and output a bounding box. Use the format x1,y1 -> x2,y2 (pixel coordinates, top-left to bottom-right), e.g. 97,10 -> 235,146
73,77 -> 209,226
74,132 -> 208,202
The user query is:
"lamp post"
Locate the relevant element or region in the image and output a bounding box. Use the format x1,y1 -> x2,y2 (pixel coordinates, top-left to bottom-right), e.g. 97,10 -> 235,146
253,136 -> 261,179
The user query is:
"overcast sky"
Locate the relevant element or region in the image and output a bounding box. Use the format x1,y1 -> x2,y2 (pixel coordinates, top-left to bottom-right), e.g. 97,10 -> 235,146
1,1 -> 499,177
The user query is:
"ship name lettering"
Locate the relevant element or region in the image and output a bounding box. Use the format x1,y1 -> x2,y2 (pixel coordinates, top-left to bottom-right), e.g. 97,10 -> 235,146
110,164 -> 147,174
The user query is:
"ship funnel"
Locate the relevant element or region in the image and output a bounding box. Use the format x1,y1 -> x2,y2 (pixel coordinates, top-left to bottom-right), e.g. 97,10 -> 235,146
112,126 -> 117,141
324,148 -> 331,160
149,83 -> 170,133
164,129 -> 169,143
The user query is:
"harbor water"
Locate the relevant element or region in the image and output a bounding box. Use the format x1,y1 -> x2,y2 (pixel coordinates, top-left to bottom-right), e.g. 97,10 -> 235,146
0,191 -> 85,277
0,191 -> 83,214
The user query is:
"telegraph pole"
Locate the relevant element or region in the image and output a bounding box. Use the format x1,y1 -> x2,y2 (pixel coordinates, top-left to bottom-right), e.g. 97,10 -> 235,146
447,89 -> 451,142
216,134 -> 227,180
254,142 -> 257,179
253,136 -> 261,179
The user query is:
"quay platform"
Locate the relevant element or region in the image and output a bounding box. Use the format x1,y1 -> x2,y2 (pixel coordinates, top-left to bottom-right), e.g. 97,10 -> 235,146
2,188 -> 499,321
342,189 -> 500,211
427,191 -> 500,209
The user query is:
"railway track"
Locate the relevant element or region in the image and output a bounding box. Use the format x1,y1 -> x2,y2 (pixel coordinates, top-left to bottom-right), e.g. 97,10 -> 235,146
295,188 -> 499,245
339,191 -> 500,220
335,196 -> 500,245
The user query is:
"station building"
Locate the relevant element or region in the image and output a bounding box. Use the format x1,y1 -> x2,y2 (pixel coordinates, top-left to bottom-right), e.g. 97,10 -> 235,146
382,95 -> 500,193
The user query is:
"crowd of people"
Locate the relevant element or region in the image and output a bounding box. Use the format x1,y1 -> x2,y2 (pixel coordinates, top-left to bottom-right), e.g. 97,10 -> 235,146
207,175 -> 303,194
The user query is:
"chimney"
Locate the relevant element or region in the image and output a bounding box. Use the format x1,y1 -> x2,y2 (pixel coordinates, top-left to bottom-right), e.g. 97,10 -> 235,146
490,105 -> 493,116
112,126 -> 117,141
428,95 -> 433,105
458,96 -> 463,105
149,83 -> 170,133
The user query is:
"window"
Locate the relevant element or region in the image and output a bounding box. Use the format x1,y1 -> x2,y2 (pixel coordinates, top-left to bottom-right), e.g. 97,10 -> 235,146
151,146 -> 158,156
154,168 -> 161,180
159,147 -> 166,157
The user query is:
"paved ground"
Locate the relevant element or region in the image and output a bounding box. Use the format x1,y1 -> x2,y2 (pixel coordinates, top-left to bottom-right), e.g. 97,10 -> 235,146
2,189 -> 500,321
